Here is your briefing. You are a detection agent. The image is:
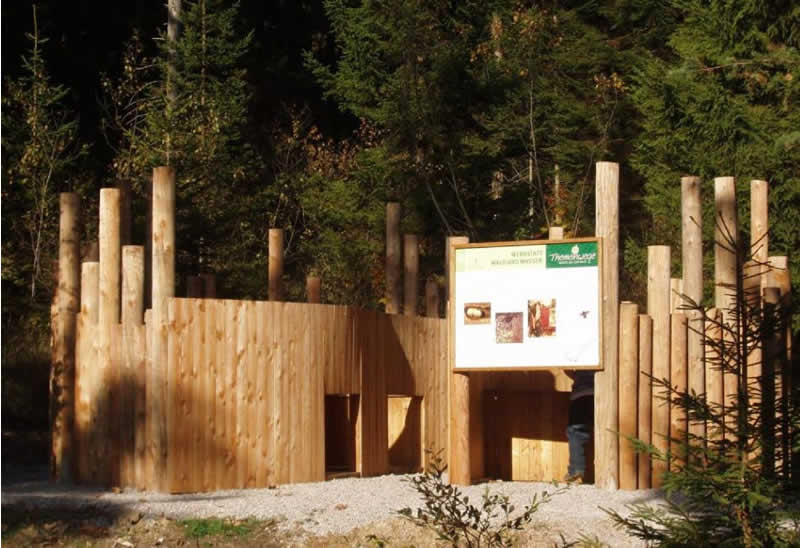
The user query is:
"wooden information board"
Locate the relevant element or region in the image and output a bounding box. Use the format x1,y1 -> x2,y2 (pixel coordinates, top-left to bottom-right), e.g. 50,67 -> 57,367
450,238 -> 602,371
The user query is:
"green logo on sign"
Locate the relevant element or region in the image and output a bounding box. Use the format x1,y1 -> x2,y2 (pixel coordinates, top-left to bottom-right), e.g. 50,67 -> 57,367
546,242 -> 598,268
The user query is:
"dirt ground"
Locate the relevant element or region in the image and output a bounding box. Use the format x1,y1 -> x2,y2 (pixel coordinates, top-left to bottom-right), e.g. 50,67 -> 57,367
1,505 -> 559,547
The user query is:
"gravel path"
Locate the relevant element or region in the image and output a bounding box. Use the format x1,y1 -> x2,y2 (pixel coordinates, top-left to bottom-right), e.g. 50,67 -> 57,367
2,469 -> 665,546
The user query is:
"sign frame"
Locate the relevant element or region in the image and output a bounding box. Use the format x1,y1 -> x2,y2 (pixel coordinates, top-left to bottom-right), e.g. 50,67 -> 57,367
448,237 -> 603,372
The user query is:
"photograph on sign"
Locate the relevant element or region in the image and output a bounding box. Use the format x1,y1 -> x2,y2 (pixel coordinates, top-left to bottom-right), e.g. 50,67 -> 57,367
451,239 -> 601,370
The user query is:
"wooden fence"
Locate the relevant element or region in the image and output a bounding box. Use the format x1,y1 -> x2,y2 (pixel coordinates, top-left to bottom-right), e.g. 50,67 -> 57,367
52,166 -> 793,493
73,299 -> 447,492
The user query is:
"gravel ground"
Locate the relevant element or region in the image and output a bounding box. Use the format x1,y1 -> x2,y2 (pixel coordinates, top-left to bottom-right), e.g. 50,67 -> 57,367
2,468 -> 666,546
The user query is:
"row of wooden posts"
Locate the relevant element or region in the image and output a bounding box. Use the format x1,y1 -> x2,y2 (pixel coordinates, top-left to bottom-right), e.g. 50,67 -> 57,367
51,163 -> 793,492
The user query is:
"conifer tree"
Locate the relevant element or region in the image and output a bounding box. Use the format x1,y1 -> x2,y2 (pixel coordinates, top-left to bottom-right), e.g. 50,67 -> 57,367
107,0 -> 262,295
2,5 -> 86,302
629,0 -> 800,311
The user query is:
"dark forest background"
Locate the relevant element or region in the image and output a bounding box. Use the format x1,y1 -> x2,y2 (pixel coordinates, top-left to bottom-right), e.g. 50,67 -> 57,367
2,0 -> 798,431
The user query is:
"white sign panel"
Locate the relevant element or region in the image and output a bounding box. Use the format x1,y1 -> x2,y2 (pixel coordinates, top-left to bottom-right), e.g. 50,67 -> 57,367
451,239 -> 601,370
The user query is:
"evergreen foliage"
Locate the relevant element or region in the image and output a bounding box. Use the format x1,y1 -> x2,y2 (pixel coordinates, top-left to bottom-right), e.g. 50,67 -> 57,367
627,0 -> 800,316
1,6 -> 87,367
105,0 -> 264,297
306,0 -> 627,245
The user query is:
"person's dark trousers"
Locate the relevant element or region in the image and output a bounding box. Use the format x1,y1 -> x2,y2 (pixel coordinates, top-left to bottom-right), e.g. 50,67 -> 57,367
566,395 -> 593,478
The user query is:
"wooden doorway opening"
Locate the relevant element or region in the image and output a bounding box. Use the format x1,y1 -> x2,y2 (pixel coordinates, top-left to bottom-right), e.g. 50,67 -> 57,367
325,394 -> 360,478
388,395 -> 423,473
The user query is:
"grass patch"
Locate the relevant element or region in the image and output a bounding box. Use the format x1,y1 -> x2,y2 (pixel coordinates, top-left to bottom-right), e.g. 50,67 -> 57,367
180,518 -> 254,539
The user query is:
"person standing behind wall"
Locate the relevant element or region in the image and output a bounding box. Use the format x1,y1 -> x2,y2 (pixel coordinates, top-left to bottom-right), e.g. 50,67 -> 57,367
564,370 -> 594,483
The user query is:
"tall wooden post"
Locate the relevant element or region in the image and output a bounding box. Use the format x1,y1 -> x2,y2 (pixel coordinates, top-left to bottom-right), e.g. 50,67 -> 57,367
385,203 -> 401,314
201,273 -> 216,298
268,228 -> 284,301
121,245 -> 144,487
306,275 -> 321,303
76,261 -> 98,482
448,235 -> 470,485
595,161 -> 620,490
637,314 -> 653,488
403,234 -> 419,316
762,287 -> 782,479
714,177 -> 739,443
681,176 -> 704,444
51,192 -> 81,482
750,180 -> 768,269
714,177 -> 738,313
670,312 -> 688,467
151,167 -> 175,491
618,302 -> 639,489
648,245 -> 671,487
186,275 -> 204,297
425,279 -> 440,318
98,188 -> 121,485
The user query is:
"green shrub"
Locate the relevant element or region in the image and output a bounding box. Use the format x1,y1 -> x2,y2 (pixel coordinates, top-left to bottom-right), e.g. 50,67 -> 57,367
398,452 -> 560,547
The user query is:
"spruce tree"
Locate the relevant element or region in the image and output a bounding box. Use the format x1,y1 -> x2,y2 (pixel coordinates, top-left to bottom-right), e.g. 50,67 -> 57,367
629,0 -> 800,312
107,0 -> 262,296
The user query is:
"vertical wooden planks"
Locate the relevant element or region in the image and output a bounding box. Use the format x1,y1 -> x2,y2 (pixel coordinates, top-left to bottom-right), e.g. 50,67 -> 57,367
670,313 -> 688,468
637,314 -> 653,489
202,299 -> 216,492
619,302 -> 639,489
648,245 -> 671,488
235,301 -> 249,488
213,300 -> 227,490
191,298 -> 207,492
596,161 -> 620,490
274,301 -> 290,484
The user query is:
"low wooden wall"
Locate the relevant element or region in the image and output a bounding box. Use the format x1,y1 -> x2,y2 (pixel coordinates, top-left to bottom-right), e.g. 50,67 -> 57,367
74,299 -> 449,493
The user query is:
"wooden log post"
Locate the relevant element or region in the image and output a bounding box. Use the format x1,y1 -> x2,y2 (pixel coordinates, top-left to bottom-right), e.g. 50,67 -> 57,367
714,176 -> 738,313
403,234 -> 419,316
448,235 -> 470,485
670,278 -> 684,312
618,302 -> 639,490
670,313 -> 688,468
751,180 -> 769,270
306,275 -> 321,303
151,167 -> 175,492
76,261 -> 98,483
98,188 -> 121,486
714,177 -> 739,443
268,228 -> 284,301
637,314 -> 653,489
201,273 -> 216,298
51,192 -> 81,482
705,308 -> 723,443
121,246 -> 144,487
425,278 -> 440,318
648,245 -> 671,487
385,203 -> 401,314
595,161 -> 620,490
682,176 -> 705,446
548,226 -> 564,240
762,287 -> 782,479
187,275 -> 204,297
